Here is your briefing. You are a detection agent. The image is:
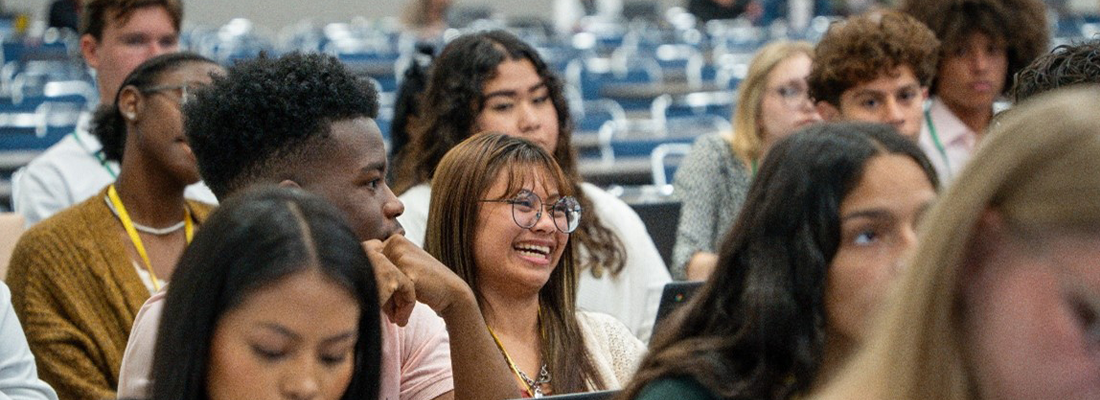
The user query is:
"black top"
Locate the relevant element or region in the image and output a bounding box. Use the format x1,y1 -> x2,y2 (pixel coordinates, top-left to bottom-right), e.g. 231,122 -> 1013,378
686,0 -> 750,23
48,0 -> 80,31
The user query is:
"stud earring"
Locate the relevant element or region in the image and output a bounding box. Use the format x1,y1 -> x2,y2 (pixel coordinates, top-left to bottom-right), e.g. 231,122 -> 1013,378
125,112 -> 136,120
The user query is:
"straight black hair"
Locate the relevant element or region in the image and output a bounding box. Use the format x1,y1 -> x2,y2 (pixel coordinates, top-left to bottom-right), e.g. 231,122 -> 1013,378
150,186 -> 381,400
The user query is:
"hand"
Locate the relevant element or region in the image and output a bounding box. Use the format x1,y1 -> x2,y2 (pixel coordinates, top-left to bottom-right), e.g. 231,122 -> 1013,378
685,251 -> 719,281
380,234 -> 475,317
364,240 -> 416,326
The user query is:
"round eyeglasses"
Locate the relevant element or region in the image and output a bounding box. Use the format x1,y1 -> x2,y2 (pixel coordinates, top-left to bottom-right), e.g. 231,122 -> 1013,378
480,190 -> 582,233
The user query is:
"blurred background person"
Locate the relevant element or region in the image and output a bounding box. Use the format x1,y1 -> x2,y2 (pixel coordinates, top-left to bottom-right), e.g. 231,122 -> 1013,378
6,52 -> 222,400
1012,40 -> 1100,103
671,40 -> 820,281
809,10 -> 939,141
900,0 -> 1048,185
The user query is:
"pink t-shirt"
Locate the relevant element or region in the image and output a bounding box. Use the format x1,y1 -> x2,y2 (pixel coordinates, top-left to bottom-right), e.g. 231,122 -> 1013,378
117,292 -> 453,400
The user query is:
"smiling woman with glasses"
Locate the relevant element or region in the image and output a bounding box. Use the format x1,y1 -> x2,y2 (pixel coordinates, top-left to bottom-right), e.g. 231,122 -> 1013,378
425,132 -> 646,398
671,40 -> 822,281
5,52 -> 225,400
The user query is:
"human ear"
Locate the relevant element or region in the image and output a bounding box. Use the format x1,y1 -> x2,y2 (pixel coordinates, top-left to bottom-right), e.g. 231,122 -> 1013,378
80,34 -> 100,69
117,86 -> 143,122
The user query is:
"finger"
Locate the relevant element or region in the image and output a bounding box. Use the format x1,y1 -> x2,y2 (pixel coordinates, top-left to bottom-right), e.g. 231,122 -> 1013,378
390,274 -> 417,326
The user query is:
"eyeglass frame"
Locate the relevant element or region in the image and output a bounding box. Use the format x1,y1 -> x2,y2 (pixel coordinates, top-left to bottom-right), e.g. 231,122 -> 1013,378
478,190 -> 583,234
768,80 -> 812,109
141,83 -> 202,106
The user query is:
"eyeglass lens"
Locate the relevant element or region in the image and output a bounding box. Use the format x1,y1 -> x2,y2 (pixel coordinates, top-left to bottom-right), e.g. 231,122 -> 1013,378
510,191 -> 581,233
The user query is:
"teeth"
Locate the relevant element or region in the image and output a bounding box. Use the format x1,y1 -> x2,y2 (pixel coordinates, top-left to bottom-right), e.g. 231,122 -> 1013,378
515,244 -> 550,258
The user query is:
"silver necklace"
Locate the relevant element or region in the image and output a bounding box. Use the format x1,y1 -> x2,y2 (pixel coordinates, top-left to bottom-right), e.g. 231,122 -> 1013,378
104,196 -> 186,235
518,364 -> 551,398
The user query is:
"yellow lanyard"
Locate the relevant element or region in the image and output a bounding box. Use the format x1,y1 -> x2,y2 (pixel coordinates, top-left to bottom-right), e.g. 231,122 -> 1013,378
487,324 -> 552,398
107,184 -> 193,292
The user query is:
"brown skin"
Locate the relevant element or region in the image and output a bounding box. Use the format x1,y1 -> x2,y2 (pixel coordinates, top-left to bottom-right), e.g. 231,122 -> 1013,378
281,118 -> 518,400
112,62 -> 224,281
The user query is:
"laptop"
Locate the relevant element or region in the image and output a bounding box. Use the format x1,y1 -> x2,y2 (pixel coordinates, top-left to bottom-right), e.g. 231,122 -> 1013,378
653,281 -> 704,331
509,390 -> 619,400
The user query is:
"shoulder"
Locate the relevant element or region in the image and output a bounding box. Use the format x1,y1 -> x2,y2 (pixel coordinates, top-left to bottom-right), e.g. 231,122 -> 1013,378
634,377 -> 719,400
389,302 -> 449,354
576,311 -> 644,352
579,183 -> 636,219
17,194 -> 108,248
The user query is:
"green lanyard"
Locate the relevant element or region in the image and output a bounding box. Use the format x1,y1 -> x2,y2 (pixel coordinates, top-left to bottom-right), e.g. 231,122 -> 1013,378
924,109 -> 952,176
71,131 -> 118,179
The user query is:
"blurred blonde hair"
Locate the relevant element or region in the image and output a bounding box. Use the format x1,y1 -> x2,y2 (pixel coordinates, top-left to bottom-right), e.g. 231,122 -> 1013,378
812,87 -> 1100,400
730,40 -> 814,166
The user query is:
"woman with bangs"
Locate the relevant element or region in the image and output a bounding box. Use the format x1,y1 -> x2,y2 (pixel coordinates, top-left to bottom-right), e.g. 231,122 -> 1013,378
395,29 -> 671,342
424,133 -> 646,398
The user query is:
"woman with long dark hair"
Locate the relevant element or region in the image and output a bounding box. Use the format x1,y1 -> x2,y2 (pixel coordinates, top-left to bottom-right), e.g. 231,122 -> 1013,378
396,30 -> 670,341
425,133 -> 645,397
151,186 -> 382,400
621,122 -> 939,399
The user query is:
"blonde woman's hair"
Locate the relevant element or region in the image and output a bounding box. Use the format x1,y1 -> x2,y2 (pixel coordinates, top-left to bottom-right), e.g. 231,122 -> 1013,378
730,41 -> 815,166
812,87 -> 1100,400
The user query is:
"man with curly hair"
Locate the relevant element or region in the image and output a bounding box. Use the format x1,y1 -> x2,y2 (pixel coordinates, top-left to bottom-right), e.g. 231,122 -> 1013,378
116,53 -> 518,400
899,0 -> 1048,184
808,10 -> 940,141
1013,40 -> 1100,102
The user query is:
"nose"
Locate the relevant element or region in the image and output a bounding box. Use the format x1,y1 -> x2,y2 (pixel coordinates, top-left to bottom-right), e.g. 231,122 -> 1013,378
893,223 -> 921,274
280,362 -> 321,400
382,183 -> 404,219
529,206 -> 557,234
969,51 -> 991,72
517,102 -> 542,134
882,97 -> 906,128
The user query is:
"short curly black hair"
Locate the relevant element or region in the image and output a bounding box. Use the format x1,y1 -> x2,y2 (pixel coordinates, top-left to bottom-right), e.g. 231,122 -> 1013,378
808,11 -> 940,107
185,52 -> 379,199
900,0 -> 1049,96
1012,41 -> 1100,102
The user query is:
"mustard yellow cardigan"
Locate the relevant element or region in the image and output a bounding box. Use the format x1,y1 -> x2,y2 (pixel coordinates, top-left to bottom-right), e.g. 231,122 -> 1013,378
6,187 -> 212,400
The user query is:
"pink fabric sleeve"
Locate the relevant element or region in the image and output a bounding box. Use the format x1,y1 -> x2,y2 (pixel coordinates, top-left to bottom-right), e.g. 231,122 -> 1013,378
378,302 -> 453,400
116,291 -> 166,399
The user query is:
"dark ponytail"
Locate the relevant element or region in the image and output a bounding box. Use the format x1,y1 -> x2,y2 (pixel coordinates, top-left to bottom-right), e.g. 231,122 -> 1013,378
90,52 -> 217,162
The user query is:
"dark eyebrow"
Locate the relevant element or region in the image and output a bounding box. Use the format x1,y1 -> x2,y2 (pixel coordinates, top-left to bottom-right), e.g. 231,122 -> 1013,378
850,89 -> 886,98
259,323 -> 301,340
360,161 -> 386,174
528,82 -> 549,93
840,209 -> 893,223
484,90 -> 518,100
320,331 -> 357,346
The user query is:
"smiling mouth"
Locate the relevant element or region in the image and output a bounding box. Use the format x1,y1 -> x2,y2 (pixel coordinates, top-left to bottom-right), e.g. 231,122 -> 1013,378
515,243 -> 551,260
